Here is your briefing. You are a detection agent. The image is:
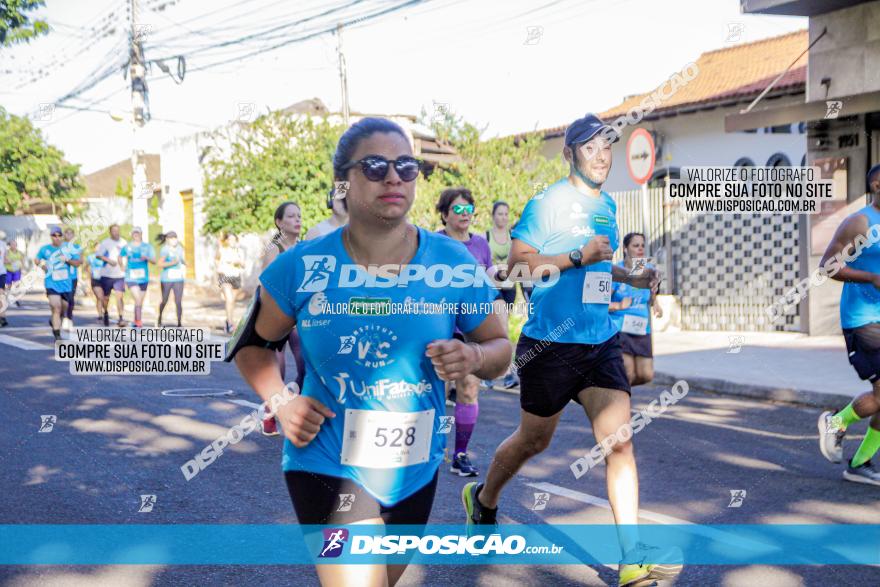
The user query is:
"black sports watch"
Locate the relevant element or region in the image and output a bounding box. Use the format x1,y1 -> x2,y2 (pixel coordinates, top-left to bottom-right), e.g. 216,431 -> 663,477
569,249 -> 583,268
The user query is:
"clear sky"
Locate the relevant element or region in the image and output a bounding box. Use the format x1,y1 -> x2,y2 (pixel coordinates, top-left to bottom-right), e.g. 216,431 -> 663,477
1,0 -> 807,173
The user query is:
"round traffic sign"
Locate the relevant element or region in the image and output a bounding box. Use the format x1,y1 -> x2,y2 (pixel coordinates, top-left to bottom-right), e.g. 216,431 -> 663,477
626,128 -> 656,185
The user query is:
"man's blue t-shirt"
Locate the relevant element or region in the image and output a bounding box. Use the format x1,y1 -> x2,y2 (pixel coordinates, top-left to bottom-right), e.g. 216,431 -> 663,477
512,178 -> 619,344
37,244 -> 77,293
611,261 -> 653,336
121,242 -> 155,284
159,245 -> 186,282
260,226 -> 497,506
62,242 -> 82,280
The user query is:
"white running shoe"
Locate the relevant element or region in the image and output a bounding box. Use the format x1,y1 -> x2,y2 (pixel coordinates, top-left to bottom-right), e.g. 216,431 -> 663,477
818,411 -> 845,463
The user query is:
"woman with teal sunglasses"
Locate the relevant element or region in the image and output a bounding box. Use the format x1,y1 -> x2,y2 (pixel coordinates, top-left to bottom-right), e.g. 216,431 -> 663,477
436,187 -> 497,478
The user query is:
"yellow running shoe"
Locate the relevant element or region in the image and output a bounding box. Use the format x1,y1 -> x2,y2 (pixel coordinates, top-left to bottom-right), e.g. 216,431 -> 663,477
618,542 -> 683,586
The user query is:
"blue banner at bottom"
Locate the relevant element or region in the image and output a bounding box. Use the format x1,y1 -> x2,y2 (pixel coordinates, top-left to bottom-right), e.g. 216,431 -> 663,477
1,524 -> 878,565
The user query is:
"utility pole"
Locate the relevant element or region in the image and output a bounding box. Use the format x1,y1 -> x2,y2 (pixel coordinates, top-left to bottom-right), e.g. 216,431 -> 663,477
336,22 -> 350,125
130,0 -> 150,234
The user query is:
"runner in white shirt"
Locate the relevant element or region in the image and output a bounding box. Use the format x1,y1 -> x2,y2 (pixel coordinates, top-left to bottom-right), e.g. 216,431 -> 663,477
96,224 -> 128,327
217,233 -> 246,334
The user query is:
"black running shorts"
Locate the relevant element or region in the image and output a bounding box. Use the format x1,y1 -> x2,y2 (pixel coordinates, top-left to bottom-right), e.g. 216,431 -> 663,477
284,470 -> 438,525
516,333 -> 631,417
618,332 -> 653,358
843,323 -> 880,383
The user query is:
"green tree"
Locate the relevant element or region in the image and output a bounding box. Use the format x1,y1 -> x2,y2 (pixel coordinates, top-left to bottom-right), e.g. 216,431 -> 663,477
413,108 -> 567,232
202,112 -> 343,236
114,177 -> 131,197
0,106 -> 85,214
1,0 -> 48,46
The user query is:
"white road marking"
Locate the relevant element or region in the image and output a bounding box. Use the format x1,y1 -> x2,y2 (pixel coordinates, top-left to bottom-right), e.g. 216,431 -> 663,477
0,334 -> 51,350
228,398 -> 263,411
526,481 -> 775,553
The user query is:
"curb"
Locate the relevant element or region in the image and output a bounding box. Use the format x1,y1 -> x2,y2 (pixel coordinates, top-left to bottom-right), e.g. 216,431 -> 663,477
652,371 -> 855,410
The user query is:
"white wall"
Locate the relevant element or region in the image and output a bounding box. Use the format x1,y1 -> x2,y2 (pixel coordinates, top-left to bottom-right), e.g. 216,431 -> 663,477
158,131 -> 209,282
808,0 -> 880,101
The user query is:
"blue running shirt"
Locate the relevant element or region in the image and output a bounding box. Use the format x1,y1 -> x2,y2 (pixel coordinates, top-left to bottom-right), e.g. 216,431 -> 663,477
260,226 -> 497,505
88,254 -> 105,280
159,245 -> 186,283
37,244 -> 77,293
841,205 -> 880,329
62,242 -> 82,280
512,178 -> 620,344
121,242 -> 155,284
610,262 -> 653,336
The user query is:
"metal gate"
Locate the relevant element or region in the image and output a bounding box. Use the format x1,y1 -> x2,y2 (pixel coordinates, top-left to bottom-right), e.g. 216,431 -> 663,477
609,188 -> 802,332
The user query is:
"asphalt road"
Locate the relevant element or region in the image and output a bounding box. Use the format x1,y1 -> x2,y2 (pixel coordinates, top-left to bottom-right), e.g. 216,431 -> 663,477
1,296 -> 879,586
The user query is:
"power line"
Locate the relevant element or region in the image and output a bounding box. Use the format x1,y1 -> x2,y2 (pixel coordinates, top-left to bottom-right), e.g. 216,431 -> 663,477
184,0 -> 426,74
36,0 -> 428,129
146,0 -> 368,61
9,0 -> 127,88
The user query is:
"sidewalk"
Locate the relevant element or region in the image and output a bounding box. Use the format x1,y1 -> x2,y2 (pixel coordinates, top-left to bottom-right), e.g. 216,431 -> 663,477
652,330 -> 870,409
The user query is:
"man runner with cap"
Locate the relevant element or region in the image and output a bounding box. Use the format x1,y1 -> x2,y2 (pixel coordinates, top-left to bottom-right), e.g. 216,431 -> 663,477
462,114 -> 682,587
818,163 -> 880,485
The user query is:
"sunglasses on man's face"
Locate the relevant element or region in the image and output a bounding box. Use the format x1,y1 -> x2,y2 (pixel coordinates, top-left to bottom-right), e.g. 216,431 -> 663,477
51,233 -> 62,238
341,155 -> 423,182
452,204 -> 474,215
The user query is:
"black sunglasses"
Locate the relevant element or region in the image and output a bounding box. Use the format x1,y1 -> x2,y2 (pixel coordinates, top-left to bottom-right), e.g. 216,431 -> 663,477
341,155 -> 423,182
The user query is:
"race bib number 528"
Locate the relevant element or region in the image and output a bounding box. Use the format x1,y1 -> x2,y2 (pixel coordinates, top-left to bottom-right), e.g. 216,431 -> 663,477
340,408 -> 434,469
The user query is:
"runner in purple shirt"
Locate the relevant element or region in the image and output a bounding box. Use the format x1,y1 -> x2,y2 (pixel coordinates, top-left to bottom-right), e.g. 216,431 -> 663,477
437,187 -> 499,477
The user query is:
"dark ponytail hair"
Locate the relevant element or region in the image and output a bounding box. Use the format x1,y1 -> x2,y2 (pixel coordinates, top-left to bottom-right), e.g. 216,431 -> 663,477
332,117 -> 408,181
155,231 -> 178,246
622,232 -> 645,258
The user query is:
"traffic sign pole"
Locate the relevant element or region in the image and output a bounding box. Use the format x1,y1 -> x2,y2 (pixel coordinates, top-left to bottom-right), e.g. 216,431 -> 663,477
625,128 -> 656,256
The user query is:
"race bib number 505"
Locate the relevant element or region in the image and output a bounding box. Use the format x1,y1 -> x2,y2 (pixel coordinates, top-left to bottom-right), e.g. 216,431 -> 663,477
582,271 -> 612,304
341,408 -> 434,469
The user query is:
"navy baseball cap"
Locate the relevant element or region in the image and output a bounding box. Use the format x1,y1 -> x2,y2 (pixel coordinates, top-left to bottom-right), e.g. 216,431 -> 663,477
564,113 -> 618,146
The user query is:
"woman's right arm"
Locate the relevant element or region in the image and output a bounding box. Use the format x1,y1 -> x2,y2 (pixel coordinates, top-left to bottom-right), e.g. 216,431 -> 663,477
234,288 -> 335,447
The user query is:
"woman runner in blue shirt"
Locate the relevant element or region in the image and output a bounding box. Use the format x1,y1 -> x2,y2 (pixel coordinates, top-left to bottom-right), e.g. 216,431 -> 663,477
233,117 -> 510,587
609,232 -> 662,385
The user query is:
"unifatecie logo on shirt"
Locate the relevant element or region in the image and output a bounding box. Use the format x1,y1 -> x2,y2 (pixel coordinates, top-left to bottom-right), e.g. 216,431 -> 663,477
326,371 -> 433,404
